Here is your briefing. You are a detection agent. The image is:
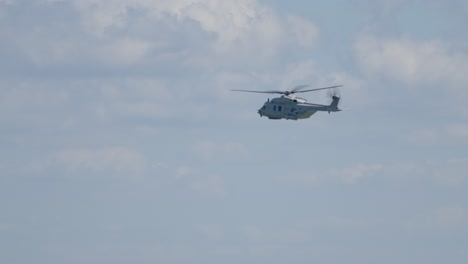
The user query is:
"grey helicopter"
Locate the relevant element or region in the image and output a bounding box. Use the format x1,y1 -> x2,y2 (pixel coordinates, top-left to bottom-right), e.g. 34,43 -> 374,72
232,85 -> 346,120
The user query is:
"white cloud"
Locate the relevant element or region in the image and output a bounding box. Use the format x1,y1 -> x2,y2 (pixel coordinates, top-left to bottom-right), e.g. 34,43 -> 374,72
175,166 -> 196,179
433,206 -> 468,230
0,2 -> 10,19
68,0 -> 131,34
280,163 -> 386,186
0,0 -> 326,128
330,163 -> 383,184
19,34 -> 152,67
242,225 -> 311,245
192,141 -> 217,161
102,38 -> 152,65
172,165 -> 225,195
0,82 -> 73,129
407,205 -> 468,234
198,224 -> 225,241
406,123 -> 468,146
69,0 -> 286,54
355,35 -> 468,87
0,78 -> 177,129
287,15 -> 319,49
276,171 -> 321,187
180,0 -> 282,53
191,140 -> 248,162
358,0 -> 411,13
447,124 -> 468,141
0,83 -> 69,110
6,0 -> 319,70
281,158 -> 468,190
0,0 -> 14,5
94,78 -> 177,121
448,158 -> 468,165
190,175 -> 225,195
279,60 -> 318,87
406,128 -> 440,146
432,158 -> 468,186
28,147 -> 147,177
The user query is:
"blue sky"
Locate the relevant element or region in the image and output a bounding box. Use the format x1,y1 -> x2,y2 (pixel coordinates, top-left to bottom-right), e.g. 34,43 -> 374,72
1,0 -> 468,263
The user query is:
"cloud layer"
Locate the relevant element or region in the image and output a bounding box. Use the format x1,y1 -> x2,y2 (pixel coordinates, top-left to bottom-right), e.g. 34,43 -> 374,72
1,1 -> 468,264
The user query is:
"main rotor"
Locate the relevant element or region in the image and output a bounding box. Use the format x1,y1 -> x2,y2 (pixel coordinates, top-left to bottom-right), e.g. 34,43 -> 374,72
232,85 -> 342,96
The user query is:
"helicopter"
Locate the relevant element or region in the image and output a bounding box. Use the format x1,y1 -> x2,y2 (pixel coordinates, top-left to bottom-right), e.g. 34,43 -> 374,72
232,85 -> 346,120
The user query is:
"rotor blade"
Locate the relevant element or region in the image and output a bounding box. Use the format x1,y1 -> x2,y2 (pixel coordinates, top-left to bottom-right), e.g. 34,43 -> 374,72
231,89 -> 284,94
293,85 -> 343,93
291,84 -> 310,92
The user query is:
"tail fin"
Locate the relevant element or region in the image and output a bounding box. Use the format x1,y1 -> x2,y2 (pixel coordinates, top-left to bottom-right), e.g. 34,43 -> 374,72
329,95 -> 340,112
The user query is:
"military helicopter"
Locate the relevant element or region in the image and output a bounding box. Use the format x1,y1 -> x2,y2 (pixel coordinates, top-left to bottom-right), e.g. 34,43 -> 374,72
232,85 -> 345,120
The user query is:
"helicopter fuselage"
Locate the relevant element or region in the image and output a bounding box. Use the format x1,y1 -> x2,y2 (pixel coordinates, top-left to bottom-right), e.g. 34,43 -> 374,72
257,95 -> 340,120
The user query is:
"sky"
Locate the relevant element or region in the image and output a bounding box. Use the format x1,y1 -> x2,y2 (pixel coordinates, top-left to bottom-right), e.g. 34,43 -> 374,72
1,0 -> 468,263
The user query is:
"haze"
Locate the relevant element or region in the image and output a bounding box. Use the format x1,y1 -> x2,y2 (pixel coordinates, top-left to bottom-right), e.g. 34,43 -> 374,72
1,1 -> 467,263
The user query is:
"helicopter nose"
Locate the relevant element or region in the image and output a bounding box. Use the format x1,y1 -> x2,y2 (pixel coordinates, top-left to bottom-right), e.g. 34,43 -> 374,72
257,109 -> 263,117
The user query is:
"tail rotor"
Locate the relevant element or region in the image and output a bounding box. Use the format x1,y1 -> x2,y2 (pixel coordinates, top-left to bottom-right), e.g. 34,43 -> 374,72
326,87 -> 341,113
327,87 -> 341,102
